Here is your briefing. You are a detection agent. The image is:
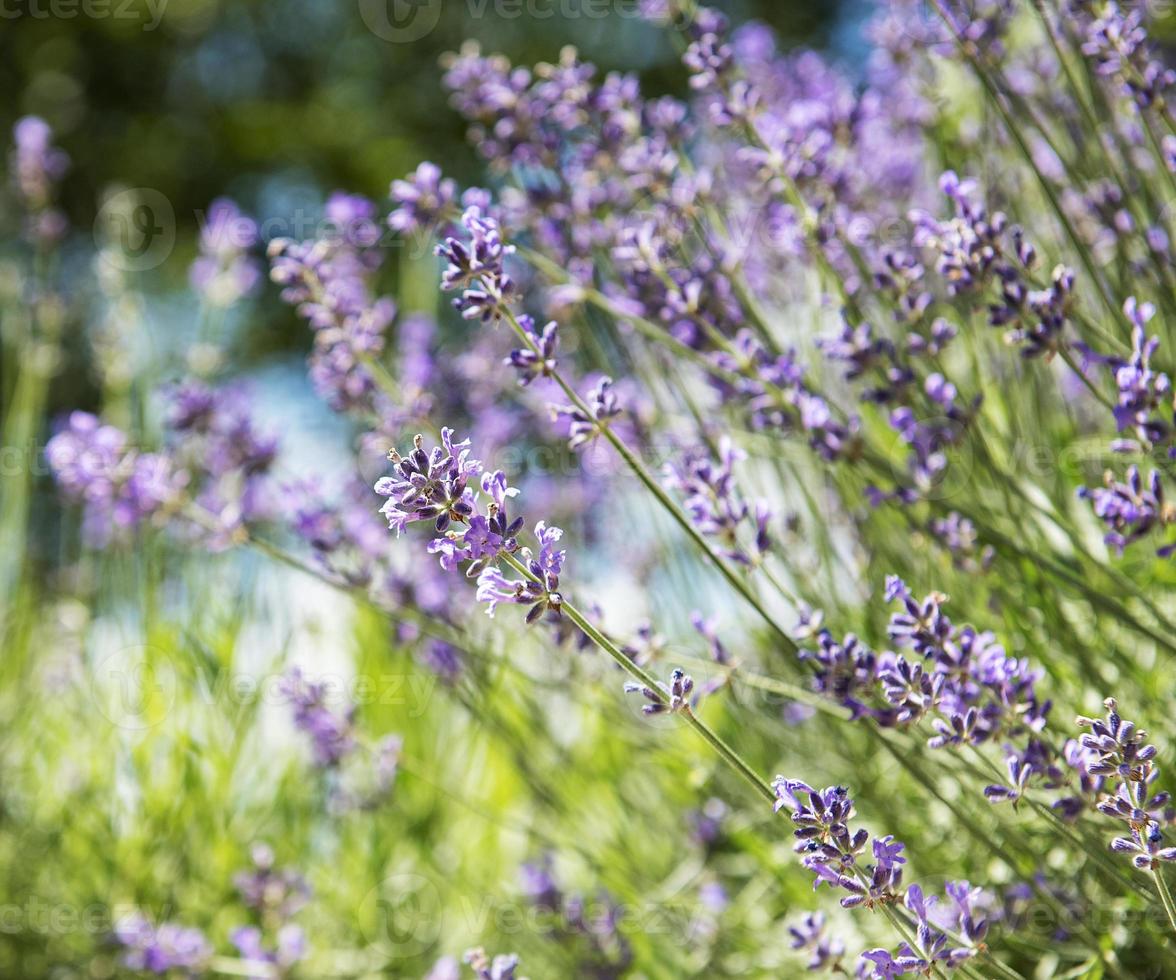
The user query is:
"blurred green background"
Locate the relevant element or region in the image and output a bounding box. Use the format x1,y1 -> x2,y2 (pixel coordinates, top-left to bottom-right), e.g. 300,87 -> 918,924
1,0 -> 848,232
0,0 -> 855,502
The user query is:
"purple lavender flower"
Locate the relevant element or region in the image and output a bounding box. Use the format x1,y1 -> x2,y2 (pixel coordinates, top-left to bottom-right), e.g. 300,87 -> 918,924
11,115 -> 69,243
505,315 -> 558,386
902,883 -> 979,967
436,205 -> 516,321
389,162 -> 458,235
929,512 -> 994,573
279,667 -> 356,767
554,377 -> 622,449
859,945 -> 927,978
787,911 -> 845,971
689,797 -> 728,846
624,667 -> 695,715
422,639 -> 464,684
325,191 -> 380,248
233,842 -> 311,918
376,430 -> 568,624
190,198 -> 261,307
46,412 -> 185,546
795,575 -> 1059,820
517,856 -> 632,977
475,521 -> 564,622
884,576 -> 952,658
114,913 -> 211,976
1077,698 -> 1176,870
284,477 -> 391,587
1079,465 -> 1175,556
230,923 -> 307,977
664,438 -> 771,565
462,947 -> 523,980
690,612 -> 730,666
935,880 -> 991,952
164,381 -> 278,483
983,755 -> 1034,806
915,172 -> 1069,359
798,629 -> 879,717
1079,1 -> 1175,109
268,232 -> 396,412
163,380 -> 278,543
375,429 -> 482,536
1084,299 -> 1173,453
772,779 -> 903,909
857,880 -> 985,975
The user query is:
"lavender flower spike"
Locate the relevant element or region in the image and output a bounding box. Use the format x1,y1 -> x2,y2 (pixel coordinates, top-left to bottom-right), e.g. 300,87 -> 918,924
11,115 -> 69,243
624,668 -> 695,714
375,429 -> 482,535
1079,465 -> 1176,556
389,161 -> 458,235
190,197 -> 261,308
46,412 -> 185,546
664,437 -> 771,565
787,911 -> 846,971
436,204 -> 516,321
462,947 -> 525,980
505,314 -> 559,386
279,667 -> 357,767
554,377 -> 623,449
376,430 -> 568,624
475,521 -> 564,622
1077,698 -> 1176,870
114,913 -> 212,976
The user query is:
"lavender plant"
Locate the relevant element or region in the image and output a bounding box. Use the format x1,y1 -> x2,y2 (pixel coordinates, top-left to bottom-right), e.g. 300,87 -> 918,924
11,0 -> 1176,977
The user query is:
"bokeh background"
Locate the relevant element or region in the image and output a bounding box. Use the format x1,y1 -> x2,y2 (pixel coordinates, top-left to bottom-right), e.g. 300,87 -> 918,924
2,4 -> 870,977
0,0 -> 861,570
23,3 -> 1172,978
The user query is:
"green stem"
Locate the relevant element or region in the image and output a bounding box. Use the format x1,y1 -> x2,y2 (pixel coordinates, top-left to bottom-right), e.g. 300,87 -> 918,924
357,351 -> 404,406
1152,866 -> 1176,939
500,550 -> 777,805
495,298 -> 797,653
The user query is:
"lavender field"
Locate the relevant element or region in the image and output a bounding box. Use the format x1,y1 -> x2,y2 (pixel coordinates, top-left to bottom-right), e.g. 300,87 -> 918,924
4,0 -> 1176,977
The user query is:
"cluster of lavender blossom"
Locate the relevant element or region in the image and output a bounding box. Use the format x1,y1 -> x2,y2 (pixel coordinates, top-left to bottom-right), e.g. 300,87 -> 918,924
1075,698 -> 1176,871
10,115 -> 69,245
374,427 -> 566,624
796,577 -> 1176,878
517,856 -> 633,977
114,845 -> 309,978
641,3 -> 1176,554
190,198 -> 262,309
45,378 -> 278,550
773,778 -> 989,975
425,949 -> 526,980
269,196 -> 397,414
279,667 -> 402,812
45,413 -> 185,547
663,437 -> 771,566
797,576 -> 1050,757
